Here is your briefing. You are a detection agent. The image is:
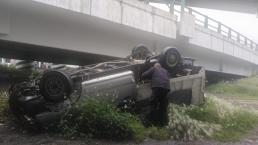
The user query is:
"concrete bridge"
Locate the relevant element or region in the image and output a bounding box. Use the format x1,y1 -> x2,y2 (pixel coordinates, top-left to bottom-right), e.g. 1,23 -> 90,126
0,0 -> 258,76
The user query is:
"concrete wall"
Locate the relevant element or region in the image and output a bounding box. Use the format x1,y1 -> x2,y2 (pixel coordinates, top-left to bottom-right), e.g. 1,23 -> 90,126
188,25 -> 258,65
34,0 -> 177,39
0,0 -> 178,59
174,13 -> 258,76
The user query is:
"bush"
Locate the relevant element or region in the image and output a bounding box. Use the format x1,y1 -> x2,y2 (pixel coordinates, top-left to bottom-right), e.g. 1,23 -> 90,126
214,108 -> 258,141
186,96 -> 234,123
60,98 -> 146,140
167,95 -> 258,141
167,104 -> 219,141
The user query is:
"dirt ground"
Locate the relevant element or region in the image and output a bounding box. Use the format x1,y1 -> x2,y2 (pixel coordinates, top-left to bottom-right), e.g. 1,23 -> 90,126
1,96 -> 258,145
1,122 -> 258,145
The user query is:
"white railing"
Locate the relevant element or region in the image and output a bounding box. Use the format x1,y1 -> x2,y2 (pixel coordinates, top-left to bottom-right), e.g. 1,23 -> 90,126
173,5 -> 258,51
145,0 -> 258,52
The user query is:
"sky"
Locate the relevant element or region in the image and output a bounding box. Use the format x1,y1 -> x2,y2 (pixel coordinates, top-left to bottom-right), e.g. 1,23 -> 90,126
151,3 -> 258,43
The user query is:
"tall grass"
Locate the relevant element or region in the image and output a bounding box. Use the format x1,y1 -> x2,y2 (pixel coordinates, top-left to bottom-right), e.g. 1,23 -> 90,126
207,76 -> 258,99
167,95 -> 258,141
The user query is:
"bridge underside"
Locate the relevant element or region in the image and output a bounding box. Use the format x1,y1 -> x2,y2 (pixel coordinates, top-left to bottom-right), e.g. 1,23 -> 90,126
0,39 -> 118,65
206,70 -> 244,84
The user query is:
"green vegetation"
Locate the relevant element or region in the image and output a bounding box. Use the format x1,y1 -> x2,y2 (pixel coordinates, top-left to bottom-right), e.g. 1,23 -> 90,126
145,127 -> 170,140
0,64 -> 16,73
60,95 -> 258,141
0,91 -> 9,123
207,76 -> 258,99
1,74 -> 258,142
167,95 -> 258,141
60,98 -> 146,141
60,97 -> 173,141
206,77 -> 258,140
167,102 -> 219,141
0,64 -> 40,79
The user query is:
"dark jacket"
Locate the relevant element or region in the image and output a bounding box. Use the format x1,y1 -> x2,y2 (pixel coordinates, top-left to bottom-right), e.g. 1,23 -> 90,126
142,66 -> 170,90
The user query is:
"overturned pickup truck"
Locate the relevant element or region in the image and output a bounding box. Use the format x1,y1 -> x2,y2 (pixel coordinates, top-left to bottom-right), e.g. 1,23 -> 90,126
9,45 -> 205,126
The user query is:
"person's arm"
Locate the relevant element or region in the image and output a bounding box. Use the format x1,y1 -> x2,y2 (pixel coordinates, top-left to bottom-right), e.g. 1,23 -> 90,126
141,67 -> 154,78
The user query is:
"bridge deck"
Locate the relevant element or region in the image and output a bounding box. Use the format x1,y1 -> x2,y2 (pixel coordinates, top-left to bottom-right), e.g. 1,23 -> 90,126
0,0 -> 257,76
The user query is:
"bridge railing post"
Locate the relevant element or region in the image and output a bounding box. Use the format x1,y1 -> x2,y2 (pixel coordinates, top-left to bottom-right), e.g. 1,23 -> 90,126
180,0 -> 185,14
204,16 -> 208,28
228,29 -> 232,39
237,33 -> 240,43
169,0 -> 175,14
217,23 -> 221,34
188,8 -> 193,14
144,0 -> 149,4
245,37 -> 248,46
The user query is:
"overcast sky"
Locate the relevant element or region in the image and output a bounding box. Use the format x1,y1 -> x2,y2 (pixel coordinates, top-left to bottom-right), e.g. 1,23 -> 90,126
151,3 -> 258,43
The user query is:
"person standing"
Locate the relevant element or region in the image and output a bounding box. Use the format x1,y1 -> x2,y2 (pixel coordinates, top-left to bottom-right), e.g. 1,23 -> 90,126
142,63 -> 170,126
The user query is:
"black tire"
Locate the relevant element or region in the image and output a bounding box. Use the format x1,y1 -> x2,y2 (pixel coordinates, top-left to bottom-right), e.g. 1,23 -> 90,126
9,83 -> 42,130
39,70 -> 73,103
131,44 -> 152,60
160,47 -> 182,71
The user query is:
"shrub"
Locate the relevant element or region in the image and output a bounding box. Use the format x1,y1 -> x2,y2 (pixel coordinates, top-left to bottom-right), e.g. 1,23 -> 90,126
169,95 -> 258,141
167,103 -> 219,141
214,108 -> 258,141
186,95 -> 234,123
60,97 -> 146,141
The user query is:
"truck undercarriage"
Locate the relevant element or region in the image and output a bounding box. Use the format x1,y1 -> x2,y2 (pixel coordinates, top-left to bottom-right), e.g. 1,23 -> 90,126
8,45 -> 205,127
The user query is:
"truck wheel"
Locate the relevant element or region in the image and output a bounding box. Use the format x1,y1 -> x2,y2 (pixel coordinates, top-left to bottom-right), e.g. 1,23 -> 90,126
9,83 -> 43,129
131,44 -> 152,60
160,47 -> 182,71
39,70 -> 73,103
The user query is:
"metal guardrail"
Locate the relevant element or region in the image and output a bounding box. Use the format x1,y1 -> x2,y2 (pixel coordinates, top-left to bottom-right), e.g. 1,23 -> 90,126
173,6 -> 258,51
144,0 -> 258,52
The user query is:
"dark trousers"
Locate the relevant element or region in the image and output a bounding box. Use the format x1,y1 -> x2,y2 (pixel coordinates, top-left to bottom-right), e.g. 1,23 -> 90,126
148,87 -> 169,127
